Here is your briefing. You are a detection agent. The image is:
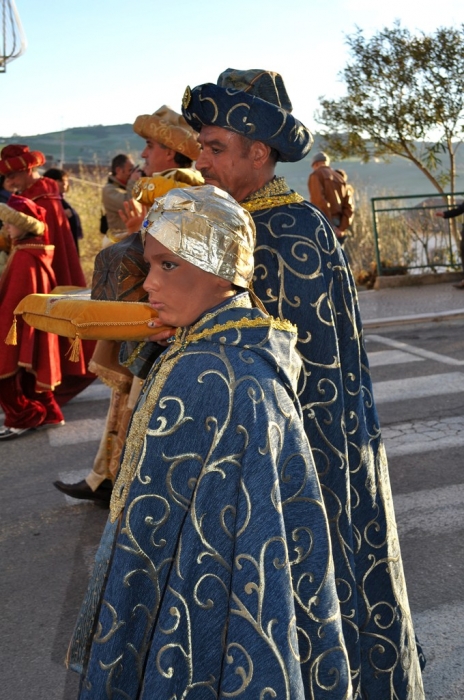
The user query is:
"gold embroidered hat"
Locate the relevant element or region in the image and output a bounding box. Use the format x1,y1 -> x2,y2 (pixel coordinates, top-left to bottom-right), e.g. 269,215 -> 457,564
133,105 -> 201,161
143,185 -> 255,288
182,68 -> 313,162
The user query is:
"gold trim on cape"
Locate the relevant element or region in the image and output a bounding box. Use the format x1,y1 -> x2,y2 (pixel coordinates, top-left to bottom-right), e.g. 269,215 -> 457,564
241,176 -> 304,212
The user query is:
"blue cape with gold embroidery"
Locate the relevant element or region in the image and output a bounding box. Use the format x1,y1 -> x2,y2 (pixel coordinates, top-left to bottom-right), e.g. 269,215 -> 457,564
70,295 -> 351,699
244,179 -> 425,699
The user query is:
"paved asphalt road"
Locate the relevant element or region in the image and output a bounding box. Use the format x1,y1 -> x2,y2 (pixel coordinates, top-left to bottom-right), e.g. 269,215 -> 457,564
1,319 -> 463,699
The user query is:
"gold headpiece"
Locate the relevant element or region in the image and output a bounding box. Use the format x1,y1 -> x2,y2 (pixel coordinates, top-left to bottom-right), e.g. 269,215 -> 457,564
133,105 -> 200,161
143,185 -> 255,288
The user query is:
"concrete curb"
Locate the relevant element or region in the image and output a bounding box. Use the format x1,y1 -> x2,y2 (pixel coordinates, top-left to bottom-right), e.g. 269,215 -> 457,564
373,270 -> 462,289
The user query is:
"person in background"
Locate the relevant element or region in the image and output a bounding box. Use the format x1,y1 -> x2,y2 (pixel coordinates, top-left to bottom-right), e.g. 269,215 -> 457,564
53,106 -> 202,504
179,68 -> 425,699
0,175 -> 12,274
308,151 -> 354,244
68,185 -> 351,699
0,145 -> 86,287
0,195 -> 64,439
101,153 -> 137,245
43,168 -> 83,255
121,104 -> 205,221
436,200 -> 464,289
0,174 -> 10,204
0,144 -> 95,405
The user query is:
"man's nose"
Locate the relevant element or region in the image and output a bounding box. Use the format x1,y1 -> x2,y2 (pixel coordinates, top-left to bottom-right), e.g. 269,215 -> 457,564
195,150 -> 208,171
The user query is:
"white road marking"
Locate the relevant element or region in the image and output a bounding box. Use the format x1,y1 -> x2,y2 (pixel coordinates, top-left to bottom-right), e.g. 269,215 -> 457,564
373,372 -> 464,404
366,334 -> 464,366
367,349 -> 424,367
48,417 -> 107,446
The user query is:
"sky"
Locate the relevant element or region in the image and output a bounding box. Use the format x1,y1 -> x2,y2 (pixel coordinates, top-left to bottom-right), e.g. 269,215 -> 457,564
0,0 -> 462,138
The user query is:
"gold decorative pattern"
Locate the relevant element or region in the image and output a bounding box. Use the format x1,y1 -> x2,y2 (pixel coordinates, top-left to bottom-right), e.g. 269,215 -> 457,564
182,85 -> 192,110
110,299 -> 296,523
249,190 -> 425,698
241,176 -> 304,212
242,191 -> 304,212
120,340 -> 148,368
243,176 -> 290,200
82,290 -> 351,698
188,316 -> 296,345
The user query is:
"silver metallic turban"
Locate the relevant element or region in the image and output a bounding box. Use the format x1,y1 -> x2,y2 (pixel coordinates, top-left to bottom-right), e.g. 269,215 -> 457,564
143,185 -> 255,288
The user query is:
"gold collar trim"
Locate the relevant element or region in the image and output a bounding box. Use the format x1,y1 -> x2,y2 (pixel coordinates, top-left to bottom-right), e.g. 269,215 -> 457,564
185,316 -> 297,345
241,176 -> 304,212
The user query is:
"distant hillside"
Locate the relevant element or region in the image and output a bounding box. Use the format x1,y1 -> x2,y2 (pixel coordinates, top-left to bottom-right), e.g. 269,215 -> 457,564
0,124 -> 143,166
2,124 -> 464,200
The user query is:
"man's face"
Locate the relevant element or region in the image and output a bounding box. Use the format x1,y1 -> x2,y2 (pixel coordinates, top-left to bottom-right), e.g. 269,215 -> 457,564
4,170 -> 32,193
196,126 -> 256,202
115,158 -> 135,185
141,139 -> 173,176
143,235 -> 230,328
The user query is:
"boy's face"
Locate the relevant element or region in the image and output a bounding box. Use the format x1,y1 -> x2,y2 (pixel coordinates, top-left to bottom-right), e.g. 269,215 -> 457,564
4,222 -> 24,240
4,170 -> 32,193
143,234 -> 232,328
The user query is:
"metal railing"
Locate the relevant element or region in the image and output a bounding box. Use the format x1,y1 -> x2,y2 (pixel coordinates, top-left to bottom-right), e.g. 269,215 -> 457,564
371,191 -> 464,276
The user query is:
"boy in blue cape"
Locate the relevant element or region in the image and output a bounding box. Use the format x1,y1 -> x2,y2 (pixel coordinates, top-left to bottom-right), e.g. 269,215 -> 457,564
68,185 -> 351,699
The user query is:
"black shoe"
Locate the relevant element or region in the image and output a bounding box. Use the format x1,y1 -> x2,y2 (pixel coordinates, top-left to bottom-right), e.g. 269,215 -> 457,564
53,478 -> 113,504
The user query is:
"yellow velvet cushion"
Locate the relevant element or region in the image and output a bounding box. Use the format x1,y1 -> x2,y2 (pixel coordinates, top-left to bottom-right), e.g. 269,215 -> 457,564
12,293 -> 169,343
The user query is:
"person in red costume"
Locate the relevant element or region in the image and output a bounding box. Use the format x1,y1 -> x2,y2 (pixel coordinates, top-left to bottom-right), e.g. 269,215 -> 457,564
0,195 -> 65,440
0,144 -> 96,404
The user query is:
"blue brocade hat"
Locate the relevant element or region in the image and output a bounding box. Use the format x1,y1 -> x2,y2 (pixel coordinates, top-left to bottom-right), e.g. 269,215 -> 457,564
181,68 -> 313,163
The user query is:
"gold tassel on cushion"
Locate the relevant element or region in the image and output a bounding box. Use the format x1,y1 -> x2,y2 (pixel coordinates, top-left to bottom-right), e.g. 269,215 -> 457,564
66,334 -> 81,362
5,316 -> 18,345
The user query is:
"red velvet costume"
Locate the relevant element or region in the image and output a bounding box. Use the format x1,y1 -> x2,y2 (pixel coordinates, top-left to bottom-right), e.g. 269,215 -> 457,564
0,145 -> 95,404
20,177 -> 96,403
0,211 -> 64,429
21,176 -> 86,287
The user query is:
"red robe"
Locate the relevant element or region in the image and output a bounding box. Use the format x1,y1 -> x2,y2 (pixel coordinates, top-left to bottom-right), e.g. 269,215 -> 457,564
20,177 -> 96,399
0,239 -> 61,390
21,177 -> 86,287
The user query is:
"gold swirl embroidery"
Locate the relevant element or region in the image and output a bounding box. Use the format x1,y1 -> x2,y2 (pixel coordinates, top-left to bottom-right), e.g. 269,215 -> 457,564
110,301 -> 296,522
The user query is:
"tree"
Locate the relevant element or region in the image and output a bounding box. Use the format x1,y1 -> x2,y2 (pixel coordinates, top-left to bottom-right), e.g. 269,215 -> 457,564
317,23 -> 464,196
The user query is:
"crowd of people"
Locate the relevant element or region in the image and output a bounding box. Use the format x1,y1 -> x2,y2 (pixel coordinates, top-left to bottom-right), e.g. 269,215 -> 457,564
0,68 -> 437,699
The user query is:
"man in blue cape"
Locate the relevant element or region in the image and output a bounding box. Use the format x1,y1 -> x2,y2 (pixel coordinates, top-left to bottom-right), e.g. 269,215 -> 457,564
68,185 -> 351,699
179,69 -> 425,700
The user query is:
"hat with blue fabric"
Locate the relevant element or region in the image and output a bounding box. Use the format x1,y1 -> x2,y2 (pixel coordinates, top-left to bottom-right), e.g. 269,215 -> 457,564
181,68 -> 313,162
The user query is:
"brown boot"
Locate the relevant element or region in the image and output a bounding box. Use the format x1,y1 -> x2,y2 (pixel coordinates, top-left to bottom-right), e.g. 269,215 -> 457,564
453,279 -> 464,289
